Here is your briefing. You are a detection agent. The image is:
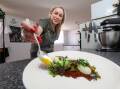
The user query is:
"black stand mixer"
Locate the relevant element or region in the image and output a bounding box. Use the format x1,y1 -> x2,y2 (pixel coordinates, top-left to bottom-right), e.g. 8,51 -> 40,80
97,18 -> 120,52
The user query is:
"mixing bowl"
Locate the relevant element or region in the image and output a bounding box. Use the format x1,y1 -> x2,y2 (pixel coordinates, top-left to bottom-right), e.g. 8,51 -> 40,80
98,30 -> 120,49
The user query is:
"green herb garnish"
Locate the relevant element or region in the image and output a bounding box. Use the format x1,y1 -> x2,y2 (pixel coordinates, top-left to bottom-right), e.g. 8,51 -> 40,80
48,56 -> 101,80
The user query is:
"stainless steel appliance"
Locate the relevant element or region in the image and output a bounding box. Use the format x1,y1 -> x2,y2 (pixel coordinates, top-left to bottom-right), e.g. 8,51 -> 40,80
97,18 -> 120,51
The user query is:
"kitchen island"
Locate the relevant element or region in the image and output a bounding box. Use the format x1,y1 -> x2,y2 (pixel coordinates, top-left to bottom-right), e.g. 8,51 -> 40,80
0,49 -> 120,89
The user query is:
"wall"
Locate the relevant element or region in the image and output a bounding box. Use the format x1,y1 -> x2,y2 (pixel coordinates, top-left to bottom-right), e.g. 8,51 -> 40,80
54,31 -> 64,51
63,29 -> 80,51
91,0 -> 115,19
64,30 -> 80,45
54,29 -> 81,51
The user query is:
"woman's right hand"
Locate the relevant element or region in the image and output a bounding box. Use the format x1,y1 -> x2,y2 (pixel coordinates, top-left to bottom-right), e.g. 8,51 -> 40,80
21,19 -> 37,33
21,19 -> 43,43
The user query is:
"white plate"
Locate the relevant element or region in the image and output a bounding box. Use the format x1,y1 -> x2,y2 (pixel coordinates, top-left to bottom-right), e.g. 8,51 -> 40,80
22,51 -> 120,89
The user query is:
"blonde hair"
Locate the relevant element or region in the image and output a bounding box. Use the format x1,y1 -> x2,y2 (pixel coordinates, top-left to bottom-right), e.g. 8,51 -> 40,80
49,6 -> 65,25
49,6 -> 65,36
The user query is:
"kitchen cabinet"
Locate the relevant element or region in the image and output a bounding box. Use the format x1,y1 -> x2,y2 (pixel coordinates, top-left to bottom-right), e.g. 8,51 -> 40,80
63,29 -> 80,51
63,30 -> 80,45
6,42 -> 31,62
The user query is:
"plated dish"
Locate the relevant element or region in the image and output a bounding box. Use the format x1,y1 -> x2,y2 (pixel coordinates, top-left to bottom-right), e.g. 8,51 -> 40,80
47,56 -> 101,80
23,51 -> 120,89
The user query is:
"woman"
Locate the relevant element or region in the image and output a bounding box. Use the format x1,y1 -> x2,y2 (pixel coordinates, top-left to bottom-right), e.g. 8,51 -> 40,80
21,6 -> 65,58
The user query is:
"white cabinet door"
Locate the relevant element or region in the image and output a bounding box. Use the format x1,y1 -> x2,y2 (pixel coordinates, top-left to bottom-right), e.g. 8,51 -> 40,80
6,43 -> 31,62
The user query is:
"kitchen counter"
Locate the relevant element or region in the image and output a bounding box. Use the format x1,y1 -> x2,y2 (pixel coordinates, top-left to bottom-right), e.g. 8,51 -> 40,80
0,49 -> 120,89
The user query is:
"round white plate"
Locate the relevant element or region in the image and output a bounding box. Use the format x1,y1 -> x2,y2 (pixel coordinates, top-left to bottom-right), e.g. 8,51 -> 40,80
22,51 -> 120,89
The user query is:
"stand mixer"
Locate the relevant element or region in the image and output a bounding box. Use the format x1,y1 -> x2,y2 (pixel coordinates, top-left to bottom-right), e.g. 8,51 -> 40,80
97,17 -> 120,51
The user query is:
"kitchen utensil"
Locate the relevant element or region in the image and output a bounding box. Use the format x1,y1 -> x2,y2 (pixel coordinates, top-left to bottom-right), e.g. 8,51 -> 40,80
88,21 -> 92,33
92,21 -> 98,33
34,34 -> 52,65
34,34 -> 43,55
85,24 -> 91,42
92,21 -> 98,42
84,24 -> 88,39
94,34 -> 97,42
87,34 -> 90,42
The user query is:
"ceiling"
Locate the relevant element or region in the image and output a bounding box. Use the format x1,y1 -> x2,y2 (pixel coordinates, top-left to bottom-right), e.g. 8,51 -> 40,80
0,0 -> 101,30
